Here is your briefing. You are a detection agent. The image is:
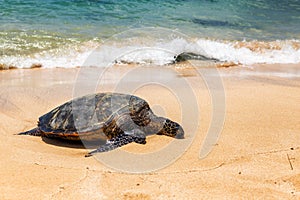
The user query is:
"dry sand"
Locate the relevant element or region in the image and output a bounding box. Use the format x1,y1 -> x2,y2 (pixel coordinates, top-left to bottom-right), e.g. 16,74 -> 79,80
0,64 -> 300,199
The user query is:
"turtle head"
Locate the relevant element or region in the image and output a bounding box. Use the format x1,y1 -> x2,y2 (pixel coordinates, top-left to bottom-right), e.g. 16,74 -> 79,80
157,118 -> 184,139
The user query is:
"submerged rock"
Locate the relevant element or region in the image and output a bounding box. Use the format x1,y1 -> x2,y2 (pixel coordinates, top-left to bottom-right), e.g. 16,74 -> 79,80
174,52 -> 220,63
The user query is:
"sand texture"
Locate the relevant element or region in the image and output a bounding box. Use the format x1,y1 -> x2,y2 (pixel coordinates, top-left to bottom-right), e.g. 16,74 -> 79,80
0,64 -> 300,199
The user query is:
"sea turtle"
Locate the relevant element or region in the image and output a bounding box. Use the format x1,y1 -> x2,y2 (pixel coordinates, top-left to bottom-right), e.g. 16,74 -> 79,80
19,93 -> 184,157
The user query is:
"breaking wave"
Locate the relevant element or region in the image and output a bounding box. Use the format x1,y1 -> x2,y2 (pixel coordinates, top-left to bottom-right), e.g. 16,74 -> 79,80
1,38 -> 299,69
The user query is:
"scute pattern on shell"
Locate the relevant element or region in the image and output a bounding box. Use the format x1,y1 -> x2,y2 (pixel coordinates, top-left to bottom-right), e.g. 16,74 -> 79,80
38,93 -> 151,136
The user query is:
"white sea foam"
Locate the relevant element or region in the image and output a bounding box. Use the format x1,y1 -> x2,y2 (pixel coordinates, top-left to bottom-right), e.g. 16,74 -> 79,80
0,38 -> 299,69
196,39 -> 300,65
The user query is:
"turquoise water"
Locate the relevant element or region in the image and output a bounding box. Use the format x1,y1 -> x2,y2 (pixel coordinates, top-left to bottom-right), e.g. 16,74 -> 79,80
1,0 -> 300,68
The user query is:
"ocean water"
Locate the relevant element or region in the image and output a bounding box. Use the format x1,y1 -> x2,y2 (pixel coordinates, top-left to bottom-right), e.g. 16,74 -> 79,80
1,0 -> 300,68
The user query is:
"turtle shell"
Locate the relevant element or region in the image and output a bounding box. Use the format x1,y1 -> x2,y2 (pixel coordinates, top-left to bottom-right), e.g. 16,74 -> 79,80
37,93 -> 152,141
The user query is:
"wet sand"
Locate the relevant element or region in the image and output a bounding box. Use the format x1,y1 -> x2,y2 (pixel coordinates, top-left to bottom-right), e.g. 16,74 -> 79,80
0,64 -> 300,199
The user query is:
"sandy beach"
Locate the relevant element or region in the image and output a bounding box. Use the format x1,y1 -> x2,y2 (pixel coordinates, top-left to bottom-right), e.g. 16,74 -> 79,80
0,64 -> 300,199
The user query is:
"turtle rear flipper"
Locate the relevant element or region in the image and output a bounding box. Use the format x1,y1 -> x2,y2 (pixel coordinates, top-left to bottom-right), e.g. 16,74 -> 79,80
18,128 -> 42,136
85,130 -> 146,157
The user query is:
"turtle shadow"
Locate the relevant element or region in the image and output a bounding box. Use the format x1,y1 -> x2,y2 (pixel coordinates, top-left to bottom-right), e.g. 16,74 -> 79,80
42,137 -> 105,149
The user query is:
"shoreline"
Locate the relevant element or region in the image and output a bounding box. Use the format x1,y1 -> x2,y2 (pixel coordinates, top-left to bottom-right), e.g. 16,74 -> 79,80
1,37 -> 300,70
1,64 -> 300,199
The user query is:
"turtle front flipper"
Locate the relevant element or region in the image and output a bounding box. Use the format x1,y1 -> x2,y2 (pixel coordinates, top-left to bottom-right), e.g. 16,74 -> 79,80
18,127 -> 42,136
85,129 -> 146,157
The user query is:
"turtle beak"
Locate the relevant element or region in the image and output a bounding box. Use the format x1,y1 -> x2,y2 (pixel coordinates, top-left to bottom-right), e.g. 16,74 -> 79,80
175,126 -> 184,139
175,133 -> 184,139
